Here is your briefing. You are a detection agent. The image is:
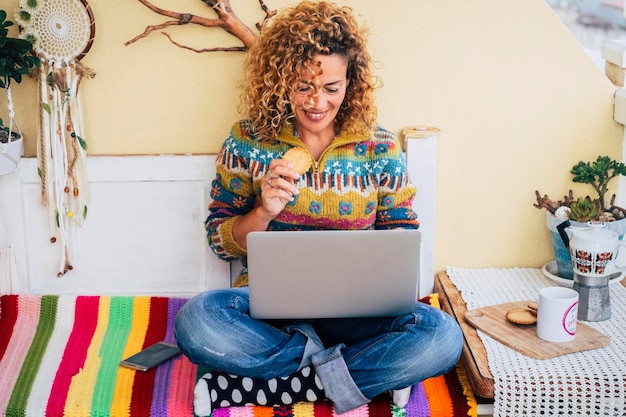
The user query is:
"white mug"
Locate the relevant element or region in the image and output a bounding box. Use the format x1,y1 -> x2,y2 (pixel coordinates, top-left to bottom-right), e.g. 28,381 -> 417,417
536,287 -> 579,343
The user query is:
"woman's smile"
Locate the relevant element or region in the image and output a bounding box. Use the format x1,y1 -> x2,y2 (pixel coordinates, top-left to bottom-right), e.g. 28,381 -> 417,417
303,109 -> 329,121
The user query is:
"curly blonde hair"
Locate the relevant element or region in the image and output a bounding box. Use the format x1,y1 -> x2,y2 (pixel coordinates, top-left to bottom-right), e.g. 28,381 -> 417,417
239,0 -> 379,140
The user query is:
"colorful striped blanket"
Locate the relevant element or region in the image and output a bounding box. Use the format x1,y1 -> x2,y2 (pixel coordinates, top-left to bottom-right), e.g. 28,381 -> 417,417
0,294 -> 476,417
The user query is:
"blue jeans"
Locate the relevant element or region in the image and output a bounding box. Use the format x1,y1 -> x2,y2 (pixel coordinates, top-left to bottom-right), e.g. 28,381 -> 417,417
174,287 -> 463,414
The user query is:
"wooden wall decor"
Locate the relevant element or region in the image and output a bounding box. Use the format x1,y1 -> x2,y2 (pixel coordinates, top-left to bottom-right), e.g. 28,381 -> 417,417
126,0 -> 276,52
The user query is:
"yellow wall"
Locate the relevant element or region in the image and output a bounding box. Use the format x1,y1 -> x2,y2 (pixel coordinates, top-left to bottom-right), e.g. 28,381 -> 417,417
2,0 -> 623,273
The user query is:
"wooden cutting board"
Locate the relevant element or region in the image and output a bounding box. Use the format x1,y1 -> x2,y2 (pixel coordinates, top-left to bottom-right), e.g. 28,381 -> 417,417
464,301 -> 610,360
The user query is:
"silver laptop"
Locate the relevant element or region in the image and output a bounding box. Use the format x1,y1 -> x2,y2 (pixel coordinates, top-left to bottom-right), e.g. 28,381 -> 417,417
247,229 -> 421,319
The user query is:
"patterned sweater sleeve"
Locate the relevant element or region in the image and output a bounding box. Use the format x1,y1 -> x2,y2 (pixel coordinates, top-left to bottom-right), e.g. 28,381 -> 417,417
205,124 -> 256,261
374,129 -> 420,230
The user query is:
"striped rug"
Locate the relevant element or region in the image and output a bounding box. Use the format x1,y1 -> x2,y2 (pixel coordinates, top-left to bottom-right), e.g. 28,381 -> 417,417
0,294 -> 476,417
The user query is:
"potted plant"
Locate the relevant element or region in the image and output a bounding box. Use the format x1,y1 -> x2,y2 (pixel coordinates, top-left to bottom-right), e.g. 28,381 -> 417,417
0,8 -> 40,175
534,155 -> 626,279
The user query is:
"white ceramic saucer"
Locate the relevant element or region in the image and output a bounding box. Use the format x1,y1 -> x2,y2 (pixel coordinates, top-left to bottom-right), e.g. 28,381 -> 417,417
541,260 -> 624,288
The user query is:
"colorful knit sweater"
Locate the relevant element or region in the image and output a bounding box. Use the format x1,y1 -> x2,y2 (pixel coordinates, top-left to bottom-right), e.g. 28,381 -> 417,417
206,120 -> 419,286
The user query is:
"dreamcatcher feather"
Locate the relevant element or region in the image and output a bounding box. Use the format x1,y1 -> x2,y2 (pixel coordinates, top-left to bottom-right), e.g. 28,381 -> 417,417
17,0 -> 95,276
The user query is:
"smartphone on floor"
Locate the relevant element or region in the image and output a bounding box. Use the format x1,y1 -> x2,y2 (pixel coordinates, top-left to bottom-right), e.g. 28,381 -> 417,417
119,341 -> 182,371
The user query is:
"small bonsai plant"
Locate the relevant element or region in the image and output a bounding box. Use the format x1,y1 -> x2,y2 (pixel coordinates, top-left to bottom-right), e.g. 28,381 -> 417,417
0,8 -> 40,143
534,156 -> 626,222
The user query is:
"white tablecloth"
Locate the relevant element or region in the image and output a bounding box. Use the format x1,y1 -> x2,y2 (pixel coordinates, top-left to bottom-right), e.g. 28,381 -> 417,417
447,266 -> 626,417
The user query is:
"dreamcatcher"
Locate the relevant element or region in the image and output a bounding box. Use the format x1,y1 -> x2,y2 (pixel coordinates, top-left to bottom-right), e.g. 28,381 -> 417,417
17,0 -> 95,276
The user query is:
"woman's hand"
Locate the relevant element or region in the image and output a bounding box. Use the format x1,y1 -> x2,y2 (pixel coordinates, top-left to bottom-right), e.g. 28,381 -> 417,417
232,159 -> 302,248
260,159 -> 302,218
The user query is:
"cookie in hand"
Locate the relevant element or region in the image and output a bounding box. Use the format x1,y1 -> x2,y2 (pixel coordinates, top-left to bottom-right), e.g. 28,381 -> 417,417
282,147 -> 312,175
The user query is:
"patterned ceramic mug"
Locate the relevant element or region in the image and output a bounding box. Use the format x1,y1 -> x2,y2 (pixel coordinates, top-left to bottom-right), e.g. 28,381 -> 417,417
565,222 -> 626,277
572,248 -> 621,276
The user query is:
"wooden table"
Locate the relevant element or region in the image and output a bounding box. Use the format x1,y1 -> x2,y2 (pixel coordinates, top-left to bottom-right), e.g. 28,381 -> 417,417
435,270 -> 626,403
434,271 -> 495,400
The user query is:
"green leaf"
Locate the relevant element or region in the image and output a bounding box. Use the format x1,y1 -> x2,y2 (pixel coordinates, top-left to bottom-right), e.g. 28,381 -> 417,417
76,134 -> 87,150
41,102 -> 51,114
0,13 -> 40,88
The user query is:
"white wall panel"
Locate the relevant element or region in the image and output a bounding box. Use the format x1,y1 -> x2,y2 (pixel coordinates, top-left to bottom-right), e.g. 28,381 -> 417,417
0,156 -> 229,296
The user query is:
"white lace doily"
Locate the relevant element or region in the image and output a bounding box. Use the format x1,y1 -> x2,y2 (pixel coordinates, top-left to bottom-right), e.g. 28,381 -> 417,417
446,266 -> 626,417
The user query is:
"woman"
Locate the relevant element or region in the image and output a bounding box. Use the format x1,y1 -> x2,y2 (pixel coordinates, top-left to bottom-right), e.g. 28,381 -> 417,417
175,1 -> 463,415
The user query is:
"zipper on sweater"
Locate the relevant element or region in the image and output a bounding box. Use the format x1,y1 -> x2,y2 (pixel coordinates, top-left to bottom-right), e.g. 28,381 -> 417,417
312,142 -> 339,175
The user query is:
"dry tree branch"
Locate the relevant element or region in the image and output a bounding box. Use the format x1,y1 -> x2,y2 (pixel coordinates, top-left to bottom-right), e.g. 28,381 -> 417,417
161,32 -> 247,52
124,20 -> 183,46
126,0 -> 276,52
253,0 -> 277,30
